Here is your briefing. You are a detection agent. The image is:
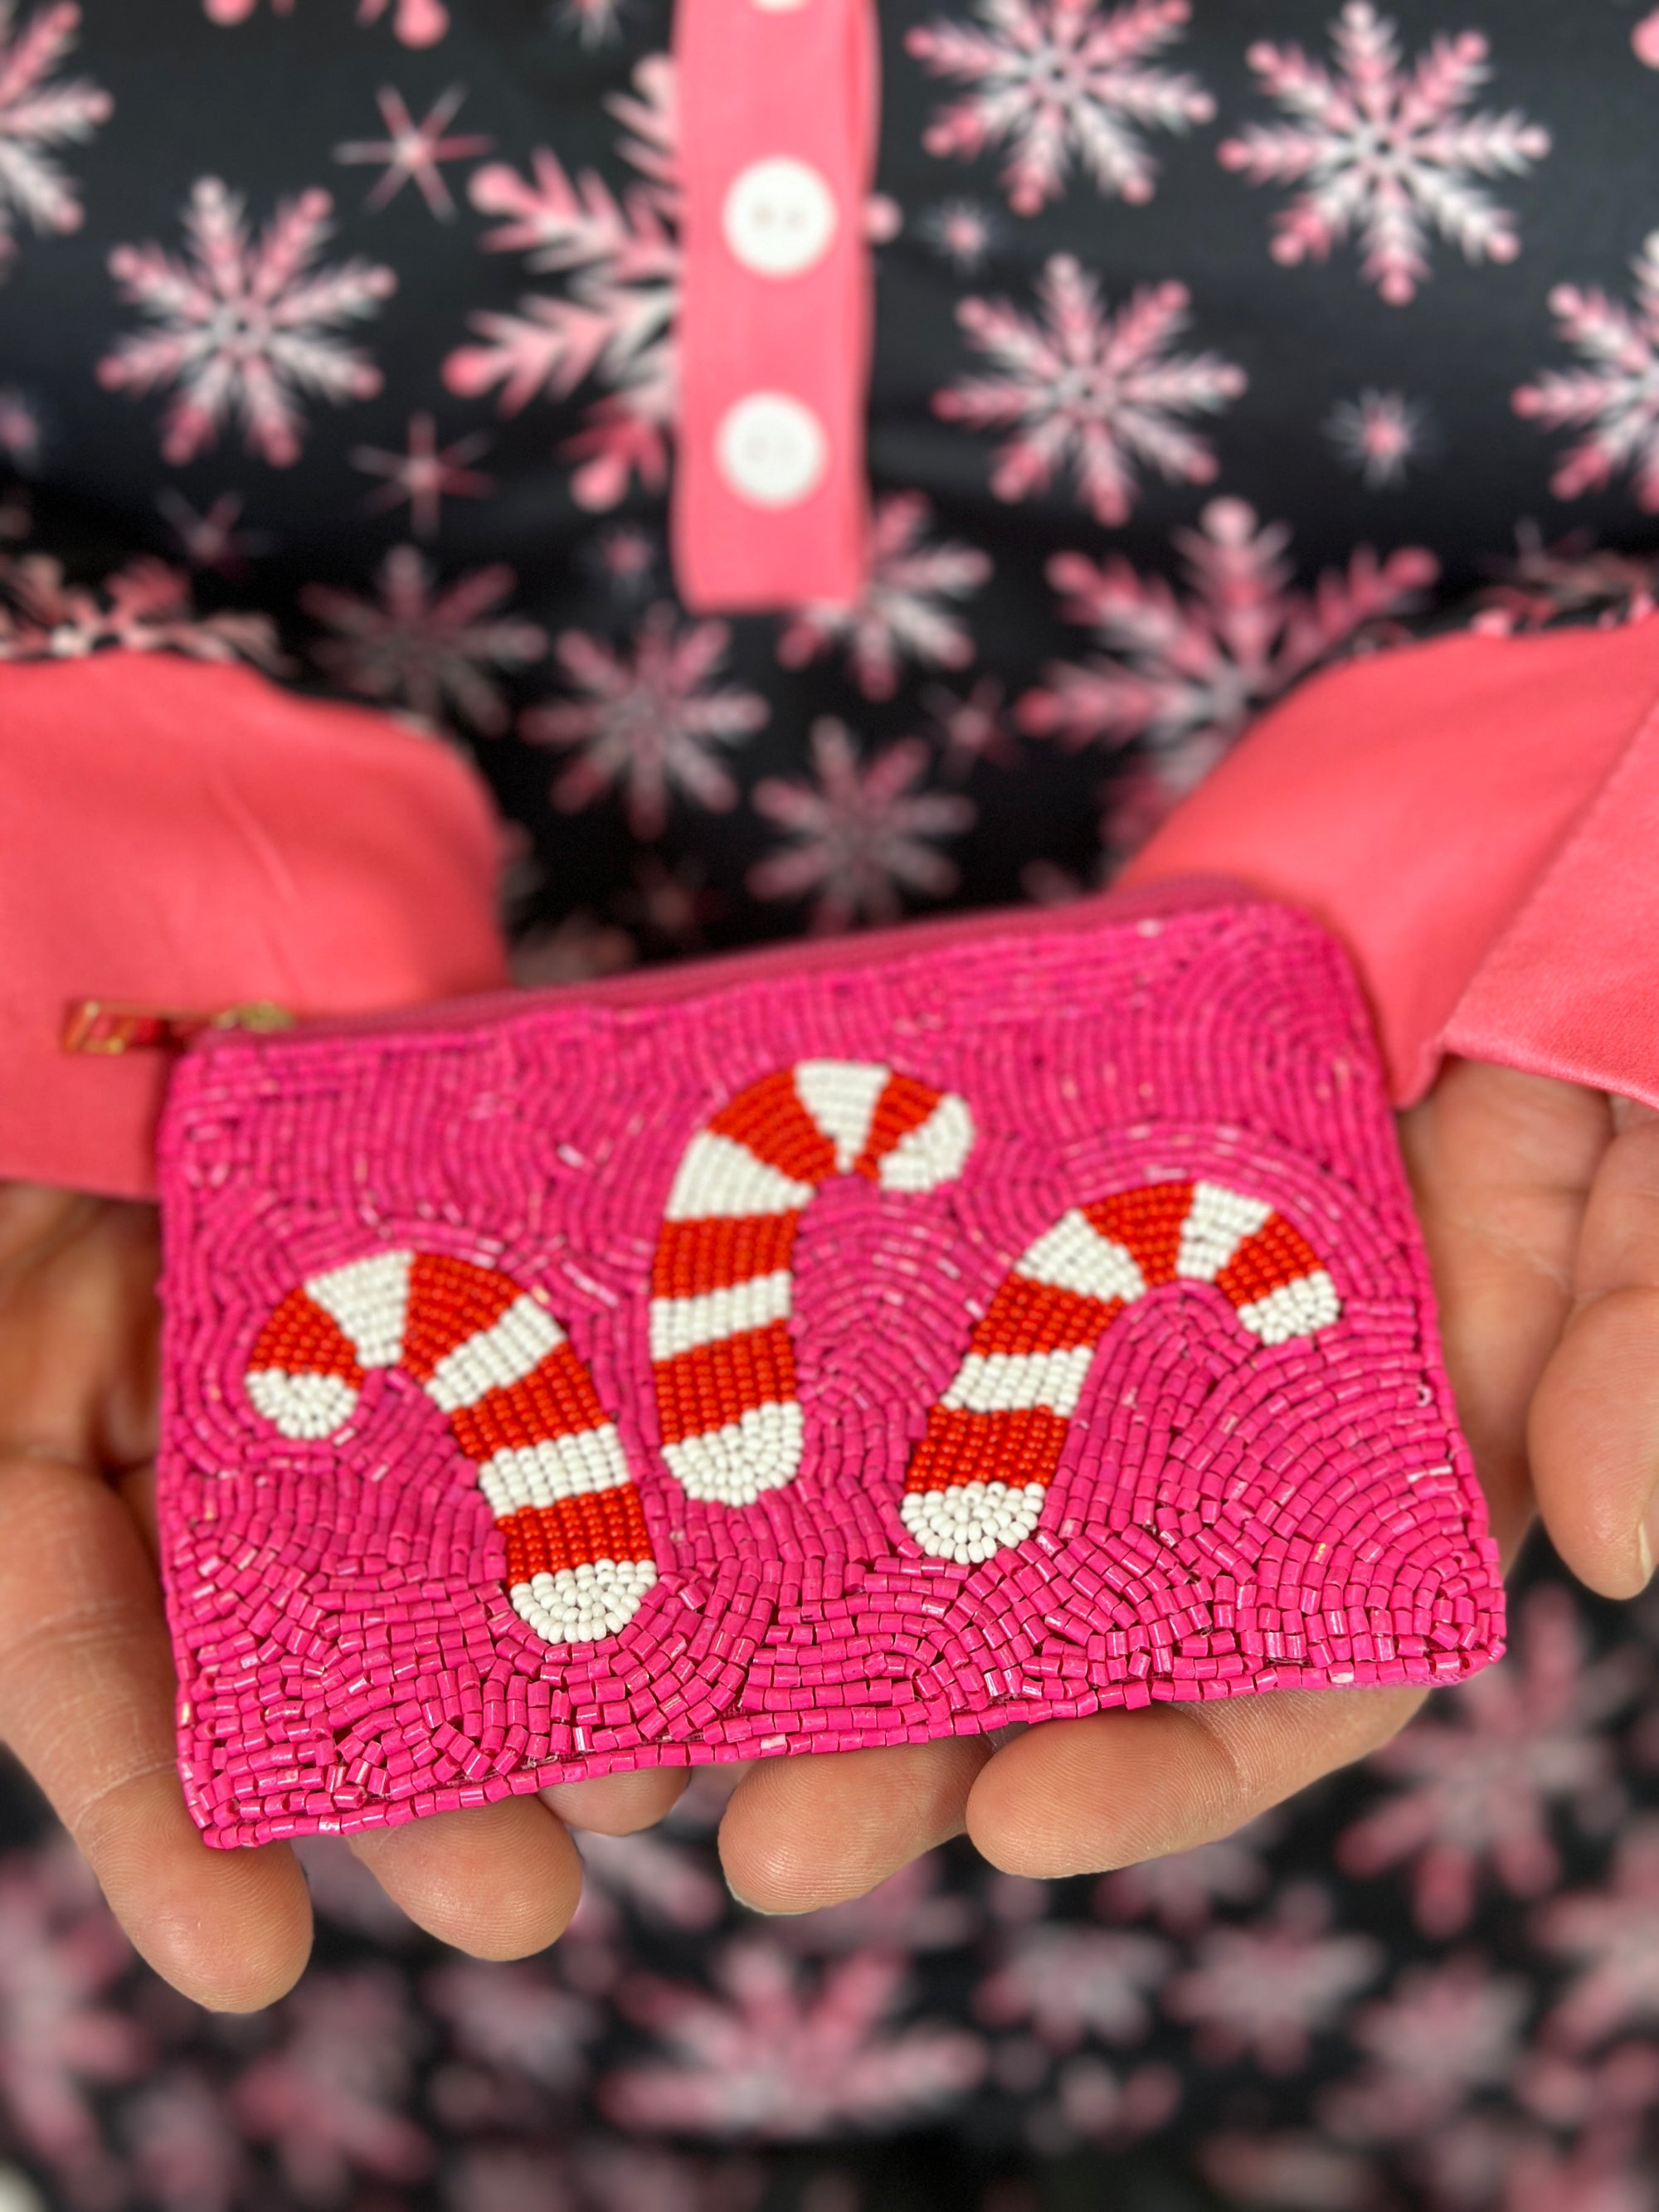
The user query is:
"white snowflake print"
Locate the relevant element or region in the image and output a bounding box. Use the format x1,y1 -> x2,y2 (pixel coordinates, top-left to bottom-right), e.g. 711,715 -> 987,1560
522,603 -> 768,839
975,1929 -> 1172,2050
0,2 -> 110,275
333,85 -> 492,218
1536,1822 -> 1659,2052
349,411 -> 494,536
919,197 -> 1004,273
1019,496 -> 1435,758
1514,232 -> 1659,513
937,255 -> 1246,525
444,56 -> 678,512
302,545 -> 547,735
1338,1582 -> 1645,1937
776,492 -> 992,699
559,0 -> 625,47
0,549 -> 285,668
602,1940 -> 985,2136
1165,1884 -> 1384,2076
99,180 -> 396,467
205,0 -> 450,46
1326,388 -> 1433,489
906,0 -> 1213,217
1219,2 -> 1550,306
749,718 -> 975,933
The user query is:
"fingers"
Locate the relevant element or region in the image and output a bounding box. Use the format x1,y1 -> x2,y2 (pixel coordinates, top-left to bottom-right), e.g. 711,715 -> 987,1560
539,1767 -> 689,1834
347,1795 -> 583,1957
718,1736 -> 993,1913
1397,1062 -> 1610,1561
0,1451 -> 313,2011
1530,1097 -> 1659,1597
966,1684 -> 1424,1879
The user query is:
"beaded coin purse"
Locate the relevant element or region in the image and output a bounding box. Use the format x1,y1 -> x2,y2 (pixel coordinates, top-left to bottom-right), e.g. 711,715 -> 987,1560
156,883 -> 1505,1847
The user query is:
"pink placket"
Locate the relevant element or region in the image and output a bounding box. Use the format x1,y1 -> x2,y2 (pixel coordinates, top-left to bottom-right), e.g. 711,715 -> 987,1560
671,0 -> 878,612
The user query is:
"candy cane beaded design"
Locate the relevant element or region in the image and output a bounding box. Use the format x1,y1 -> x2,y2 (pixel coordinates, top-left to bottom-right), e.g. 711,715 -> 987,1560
902,1180 -> 1340,1563
246,1252 -> 657,1645
650,1062 -> 975,1505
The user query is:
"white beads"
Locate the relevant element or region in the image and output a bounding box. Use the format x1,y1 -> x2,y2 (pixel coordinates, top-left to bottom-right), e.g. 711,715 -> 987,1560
661,1400 -> 805,1505
510,1558 -> 659,1646
1236,1270 -> 1341,1345
901,1480 -> 1045,1566
1176,1181 -> 1274,1283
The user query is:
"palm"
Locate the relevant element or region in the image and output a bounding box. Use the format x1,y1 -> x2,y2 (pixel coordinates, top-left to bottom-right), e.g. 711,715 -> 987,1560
716,1062 -> 1637,1904
0,1187 -> 683,2010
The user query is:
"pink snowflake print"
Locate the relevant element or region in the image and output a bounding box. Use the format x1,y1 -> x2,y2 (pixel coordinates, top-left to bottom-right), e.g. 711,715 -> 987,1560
1054,2055 -> 1182,2146
156,489 -> 270,576
1094,1813 -> 1282,1935
748,718 -> 975,933
99,180 -> 396,467
906,0 -> 1213,217
303,544 -> 546,735
523,603 -> 768,838
232,1968 -> 432,2200
124,2066 -> 248,2212
775,492 -> 992,699
1318,1954 -> 1531,2144
919,197 -> 1004,272
1197,2132 -> 1376,2210
205,0 -> 450,45
349,411 -> 494,536
0,3 -> 109,274
1514,232 -> 1659,513
936,256 -> 1246,525
576,1830 -> 727,1932
1019,496 -> 1435,754
1536,1822 -> 1659,2052
425,1961 -> 598,2092
509,910 -> 637,989
1475,523 -> 1659,636
613,854 -> 723,953
334,85 -> 491,217
1219,3 -> 1550,306
603,1941 -> 985,2137
0,1839 -> 146,2196
1164,1883 -> 1383,2076
444,56 -> 679,512
0,549 -> 286,667
0,385 -> 42,470
291,1836 -> 419,1944
923,675 -> 1019,773
1338,1582 -> 1645,1937
1638,12 -> 1659,69
1325,388 -> 1434,488
560,0 -> 625,46
975,1928 -> 1172,2050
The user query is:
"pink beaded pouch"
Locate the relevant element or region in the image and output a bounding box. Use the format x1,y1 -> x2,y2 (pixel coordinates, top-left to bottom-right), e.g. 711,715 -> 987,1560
155,882 -> 1505,1847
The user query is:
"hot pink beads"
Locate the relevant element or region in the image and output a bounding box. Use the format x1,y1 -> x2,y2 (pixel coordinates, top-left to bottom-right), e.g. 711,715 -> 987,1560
156,892 -> 1505,1848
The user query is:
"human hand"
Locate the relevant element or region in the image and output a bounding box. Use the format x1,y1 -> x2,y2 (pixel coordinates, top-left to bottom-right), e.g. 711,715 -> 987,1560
717,1061 -> 1638,1906
0,1183 -> 684,2011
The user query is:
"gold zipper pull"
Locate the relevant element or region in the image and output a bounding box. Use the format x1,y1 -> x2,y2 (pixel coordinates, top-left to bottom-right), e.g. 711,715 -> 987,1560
61,999 -> 295,1056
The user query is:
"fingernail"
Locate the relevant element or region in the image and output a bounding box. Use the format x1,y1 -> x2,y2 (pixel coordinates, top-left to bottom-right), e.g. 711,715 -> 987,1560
1639,1505 -> 1658,1591
723,1876 -> 782,1916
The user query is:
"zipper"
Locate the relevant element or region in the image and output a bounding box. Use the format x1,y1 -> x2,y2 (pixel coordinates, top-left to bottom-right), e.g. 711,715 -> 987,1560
62,999 -> 296,1056
120,874 -> 1256,1057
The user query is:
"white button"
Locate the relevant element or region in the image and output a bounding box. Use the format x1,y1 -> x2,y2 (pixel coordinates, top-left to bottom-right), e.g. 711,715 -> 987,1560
715,392 -> 827,508
751,0 -> 810,12
722,157 -> 838,280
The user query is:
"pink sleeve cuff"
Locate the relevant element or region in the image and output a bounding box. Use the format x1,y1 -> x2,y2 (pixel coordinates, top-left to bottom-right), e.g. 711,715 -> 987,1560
1122,613 -> 1659,1111
1,654 -> 509,1199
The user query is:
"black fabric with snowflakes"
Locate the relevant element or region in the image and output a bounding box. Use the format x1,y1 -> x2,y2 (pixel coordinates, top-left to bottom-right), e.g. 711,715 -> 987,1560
3,0 -> 1659,955
3,5 -> 1659,2208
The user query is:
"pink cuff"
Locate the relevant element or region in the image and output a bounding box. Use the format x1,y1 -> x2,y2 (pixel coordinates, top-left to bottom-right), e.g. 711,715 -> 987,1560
1122,614 -> 1659,1110
1,654 -> 509,1199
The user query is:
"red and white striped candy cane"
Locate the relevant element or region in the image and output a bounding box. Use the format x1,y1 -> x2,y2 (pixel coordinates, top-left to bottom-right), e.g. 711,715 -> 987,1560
650,1061 -> 975,1505
902,1179 -> 1340,1564
246,1251 -> 655,1645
